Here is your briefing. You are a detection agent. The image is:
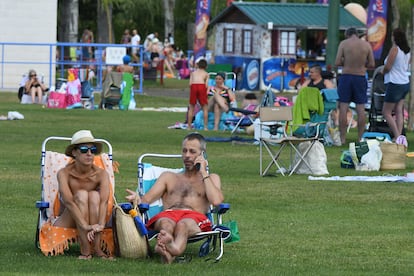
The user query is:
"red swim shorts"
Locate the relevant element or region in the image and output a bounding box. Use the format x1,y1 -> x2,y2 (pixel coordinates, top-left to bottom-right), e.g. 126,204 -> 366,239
146,209 -> 212,232
189,83 -> 208,105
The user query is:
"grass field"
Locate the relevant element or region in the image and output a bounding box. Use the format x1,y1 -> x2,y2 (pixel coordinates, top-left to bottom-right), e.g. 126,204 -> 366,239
1,88 -> 414,275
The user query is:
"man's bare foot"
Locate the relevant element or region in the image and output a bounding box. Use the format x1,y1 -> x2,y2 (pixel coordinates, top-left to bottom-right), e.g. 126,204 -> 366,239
155,243 -> 175,264
156,230 -> 177,264
157,230 -> 182,256
204,128 -> 208,131
157,230 -> 173,245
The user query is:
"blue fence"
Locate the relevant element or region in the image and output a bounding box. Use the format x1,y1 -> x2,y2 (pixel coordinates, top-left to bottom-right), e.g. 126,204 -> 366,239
0,42 -> 144,93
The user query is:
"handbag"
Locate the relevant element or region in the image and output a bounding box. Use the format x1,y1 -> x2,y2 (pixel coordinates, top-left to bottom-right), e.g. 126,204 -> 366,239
221,220 -> 240,243
47,91 -> 67,109
380,142 -> 407,170
112,199 -> 148,258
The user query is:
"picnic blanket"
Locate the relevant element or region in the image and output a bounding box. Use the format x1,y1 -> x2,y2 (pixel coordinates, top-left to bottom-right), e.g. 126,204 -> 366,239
308,175 -> 414,182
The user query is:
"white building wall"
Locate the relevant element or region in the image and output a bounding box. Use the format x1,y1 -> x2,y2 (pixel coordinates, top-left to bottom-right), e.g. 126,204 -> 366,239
0,0 -> 57,89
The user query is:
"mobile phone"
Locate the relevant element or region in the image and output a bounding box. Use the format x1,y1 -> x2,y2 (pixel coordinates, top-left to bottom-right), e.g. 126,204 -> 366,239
195,151 -> 207,171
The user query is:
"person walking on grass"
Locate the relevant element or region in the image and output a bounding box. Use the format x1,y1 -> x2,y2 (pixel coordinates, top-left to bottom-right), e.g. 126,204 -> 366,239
187,59 -> 209,130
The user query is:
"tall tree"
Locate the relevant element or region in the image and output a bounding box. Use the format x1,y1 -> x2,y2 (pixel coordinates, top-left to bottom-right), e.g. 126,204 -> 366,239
97,0 -> 113,43
163,0 -> 175,43
60,0 -> 79,42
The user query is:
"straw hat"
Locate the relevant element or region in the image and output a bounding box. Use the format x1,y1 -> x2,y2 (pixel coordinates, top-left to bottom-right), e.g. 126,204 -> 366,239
65,130 -> 102,157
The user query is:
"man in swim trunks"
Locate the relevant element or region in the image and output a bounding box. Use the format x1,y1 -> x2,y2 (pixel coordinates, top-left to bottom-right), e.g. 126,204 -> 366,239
126,132 -> 224,264
54,130 -> 112,260
335,27 -> 375,144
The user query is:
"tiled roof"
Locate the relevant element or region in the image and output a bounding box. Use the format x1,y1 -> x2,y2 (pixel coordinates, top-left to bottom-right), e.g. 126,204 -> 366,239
210,2 -> 365,30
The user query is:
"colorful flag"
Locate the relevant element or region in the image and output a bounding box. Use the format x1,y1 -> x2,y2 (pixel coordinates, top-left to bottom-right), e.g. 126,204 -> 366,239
367,0 -> 388,59
193,0 -> 211,62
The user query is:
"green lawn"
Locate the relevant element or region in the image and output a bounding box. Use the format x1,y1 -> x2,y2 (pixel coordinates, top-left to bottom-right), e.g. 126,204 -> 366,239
1,90 -> 413,275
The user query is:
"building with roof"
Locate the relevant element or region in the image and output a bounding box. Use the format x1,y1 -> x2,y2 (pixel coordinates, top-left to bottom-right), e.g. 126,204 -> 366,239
208,2 -> 365,91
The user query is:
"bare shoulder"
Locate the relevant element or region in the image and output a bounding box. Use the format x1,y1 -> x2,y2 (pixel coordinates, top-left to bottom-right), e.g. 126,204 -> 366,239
158,170 -> 179,182
57,166 -> 68,179
95,165 -> 109,177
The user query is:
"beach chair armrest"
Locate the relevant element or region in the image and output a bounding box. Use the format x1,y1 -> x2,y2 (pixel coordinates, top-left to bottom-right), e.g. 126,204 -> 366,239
228,107 -> 257,116
35,201 -> 49,209
138,203 -> 150,213
214,203 -> 230,214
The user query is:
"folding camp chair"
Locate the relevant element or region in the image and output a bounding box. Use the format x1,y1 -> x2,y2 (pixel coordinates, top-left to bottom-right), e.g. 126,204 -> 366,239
292,87 -> 339,144
35,136 -> 116,256
137,153 -> 231,262
226,104 -> 258,134
259,106 -> 321,176
100,71 -> 123,109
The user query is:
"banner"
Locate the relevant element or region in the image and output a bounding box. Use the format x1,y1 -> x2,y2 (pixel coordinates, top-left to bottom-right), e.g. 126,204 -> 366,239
367,0 -> 388,59
193,0 -> 211,62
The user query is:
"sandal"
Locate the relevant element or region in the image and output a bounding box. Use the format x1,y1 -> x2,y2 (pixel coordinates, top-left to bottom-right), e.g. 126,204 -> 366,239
78,254 -> 92,260
95,254 -> 115,261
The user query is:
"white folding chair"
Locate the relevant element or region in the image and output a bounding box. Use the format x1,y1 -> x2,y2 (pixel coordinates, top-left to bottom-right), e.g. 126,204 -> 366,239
259,106 -> 320,176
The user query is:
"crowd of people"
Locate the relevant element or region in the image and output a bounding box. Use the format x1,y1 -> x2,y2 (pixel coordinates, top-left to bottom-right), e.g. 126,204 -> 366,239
71,28 -> 191,81
30,26 -> 411,146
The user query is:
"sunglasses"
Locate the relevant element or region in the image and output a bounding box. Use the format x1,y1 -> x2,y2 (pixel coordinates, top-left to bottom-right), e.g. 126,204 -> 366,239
30,74 -> 37,77
77,145 -> 98,154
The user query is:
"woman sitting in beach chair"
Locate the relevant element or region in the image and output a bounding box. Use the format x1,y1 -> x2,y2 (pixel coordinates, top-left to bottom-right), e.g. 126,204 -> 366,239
36,130 -> 117,259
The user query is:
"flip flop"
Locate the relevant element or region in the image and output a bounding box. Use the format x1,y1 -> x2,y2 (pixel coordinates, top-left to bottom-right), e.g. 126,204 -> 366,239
78,254 -> 92,260
95,254 -> 115,261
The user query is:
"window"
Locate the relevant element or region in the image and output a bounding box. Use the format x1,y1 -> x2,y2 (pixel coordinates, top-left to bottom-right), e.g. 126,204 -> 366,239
224,28 -> 234,53
242,29 -> 252,54
279,31 -> 296,55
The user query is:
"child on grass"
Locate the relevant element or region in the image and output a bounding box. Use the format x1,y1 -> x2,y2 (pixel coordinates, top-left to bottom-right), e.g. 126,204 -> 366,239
188,59 -> 209,130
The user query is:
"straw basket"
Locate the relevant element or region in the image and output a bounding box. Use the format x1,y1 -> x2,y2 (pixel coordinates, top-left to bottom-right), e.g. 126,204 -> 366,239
380,143 -> 407,170
113,204 -> 148,258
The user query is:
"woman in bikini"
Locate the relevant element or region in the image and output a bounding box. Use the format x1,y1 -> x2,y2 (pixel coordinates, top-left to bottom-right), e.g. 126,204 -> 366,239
207,72 -> 236,131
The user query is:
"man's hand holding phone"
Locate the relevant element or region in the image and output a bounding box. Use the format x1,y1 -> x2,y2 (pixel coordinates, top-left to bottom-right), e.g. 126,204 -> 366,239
195,151 -> 208,171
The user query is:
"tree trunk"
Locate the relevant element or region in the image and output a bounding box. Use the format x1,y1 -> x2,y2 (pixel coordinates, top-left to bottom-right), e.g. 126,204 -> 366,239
60,0 -> 79,43
390,0 -> 400,30
68,0 -> 79,42
408,4 -> 414,131
163,0 -> 175,42
97,0 -> 113,43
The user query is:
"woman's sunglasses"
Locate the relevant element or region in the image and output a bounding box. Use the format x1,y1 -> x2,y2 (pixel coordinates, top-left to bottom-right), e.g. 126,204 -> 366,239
77,145 -> 98,154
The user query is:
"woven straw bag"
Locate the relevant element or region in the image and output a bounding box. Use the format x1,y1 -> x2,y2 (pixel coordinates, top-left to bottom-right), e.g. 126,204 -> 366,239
113,200 -> 148,258
380,142 -> 407,170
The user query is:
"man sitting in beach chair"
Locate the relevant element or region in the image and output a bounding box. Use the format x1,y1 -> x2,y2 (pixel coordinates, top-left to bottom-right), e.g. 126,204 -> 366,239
126,133 -> 225,264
